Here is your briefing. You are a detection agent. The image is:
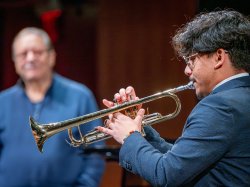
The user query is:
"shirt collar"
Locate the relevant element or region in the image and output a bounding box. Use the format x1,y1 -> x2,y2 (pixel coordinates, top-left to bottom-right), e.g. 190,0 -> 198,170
213,73 -> 249,90
16,74 -> 55,102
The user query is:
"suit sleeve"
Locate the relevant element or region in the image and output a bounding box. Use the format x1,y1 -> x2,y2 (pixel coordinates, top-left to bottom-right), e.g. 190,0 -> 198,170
143,126 -> 173,152
119,95 -> 236,186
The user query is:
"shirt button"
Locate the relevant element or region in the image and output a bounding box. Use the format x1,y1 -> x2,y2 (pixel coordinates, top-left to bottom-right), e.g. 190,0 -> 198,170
125,162 -> 132,171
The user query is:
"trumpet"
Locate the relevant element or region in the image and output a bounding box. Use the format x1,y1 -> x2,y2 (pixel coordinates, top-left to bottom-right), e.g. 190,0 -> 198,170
30,82 -> 194,152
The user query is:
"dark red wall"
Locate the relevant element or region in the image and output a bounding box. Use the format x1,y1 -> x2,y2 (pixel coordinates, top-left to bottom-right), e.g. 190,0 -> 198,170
1,0 -> 248,186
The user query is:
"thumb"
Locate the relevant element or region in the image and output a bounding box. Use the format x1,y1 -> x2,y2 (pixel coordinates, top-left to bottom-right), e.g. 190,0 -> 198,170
134,108 -> 145,124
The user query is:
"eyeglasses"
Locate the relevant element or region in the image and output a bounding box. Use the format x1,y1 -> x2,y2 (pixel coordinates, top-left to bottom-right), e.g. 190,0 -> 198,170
182,50 -> 229,70
182,53 -> 199,70
14,49 -> 49,61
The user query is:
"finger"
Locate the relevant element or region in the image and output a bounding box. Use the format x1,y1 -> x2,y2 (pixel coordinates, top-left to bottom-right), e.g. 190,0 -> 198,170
108,113 -> 113,120
103,99 -> 114,108
126,86 -> 136,100
104,119 -> 111,128
109,112 -> 122,120
134,108 -> 145,124
135,96 -> 142,109
113,112 -> 126,120
96,126 -> 113,135
114,93 -> 122,104
109,113 -> 121,123
119,88 -> 127,102
108,113 -> 115,122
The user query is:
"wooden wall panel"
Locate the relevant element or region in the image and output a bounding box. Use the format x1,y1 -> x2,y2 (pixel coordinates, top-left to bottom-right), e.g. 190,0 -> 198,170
97,0 -> 197,140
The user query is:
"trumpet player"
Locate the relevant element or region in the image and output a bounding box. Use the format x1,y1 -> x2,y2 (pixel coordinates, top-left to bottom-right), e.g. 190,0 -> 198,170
97,10 -> 250,186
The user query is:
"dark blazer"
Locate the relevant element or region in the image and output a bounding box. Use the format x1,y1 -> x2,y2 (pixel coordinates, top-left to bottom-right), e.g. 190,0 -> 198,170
119,75 -> 250,187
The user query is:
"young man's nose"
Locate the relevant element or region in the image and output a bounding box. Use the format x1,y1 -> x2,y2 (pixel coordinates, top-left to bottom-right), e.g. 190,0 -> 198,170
184,65 -> 192,76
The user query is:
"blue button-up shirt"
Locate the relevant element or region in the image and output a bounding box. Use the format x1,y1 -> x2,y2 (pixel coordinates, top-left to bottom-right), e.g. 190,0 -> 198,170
0,73 -> 105,187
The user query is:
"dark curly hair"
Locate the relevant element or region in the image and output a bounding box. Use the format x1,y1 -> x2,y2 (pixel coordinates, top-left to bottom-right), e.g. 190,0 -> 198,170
172,10 -> 250,72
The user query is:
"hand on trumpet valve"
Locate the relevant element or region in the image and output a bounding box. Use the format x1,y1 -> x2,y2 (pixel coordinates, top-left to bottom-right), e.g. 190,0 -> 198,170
98,86 -> 144,144
103,86 -> 142,118
103,86 -> 140,106
97,109 -> 145,144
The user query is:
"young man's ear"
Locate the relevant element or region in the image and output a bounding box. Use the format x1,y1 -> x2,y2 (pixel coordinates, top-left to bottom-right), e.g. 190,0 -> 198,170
214,49 -> 226,69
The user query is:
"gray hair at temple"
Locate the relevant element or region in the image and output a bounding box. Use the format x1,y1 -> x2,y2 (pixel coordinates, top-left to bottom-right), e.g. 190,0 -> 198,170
172,10 -> 250,72
12,27 -> 54,59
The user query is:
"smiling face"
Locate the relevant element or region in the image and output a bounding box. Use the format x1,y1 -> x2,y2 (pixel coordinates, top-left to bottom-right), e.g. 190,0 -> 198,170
12,33 -> 56,83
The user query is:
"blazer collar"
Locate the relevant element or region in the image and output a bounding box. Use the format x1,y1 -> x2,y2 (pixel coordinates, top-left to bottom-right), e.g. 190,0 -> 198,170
212,75 -> 250,94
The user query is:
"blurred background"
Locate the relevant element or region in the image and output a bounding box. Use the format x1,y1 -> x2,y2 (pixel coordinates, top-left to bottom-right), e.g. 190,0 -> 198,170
0,0 -> 249,186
